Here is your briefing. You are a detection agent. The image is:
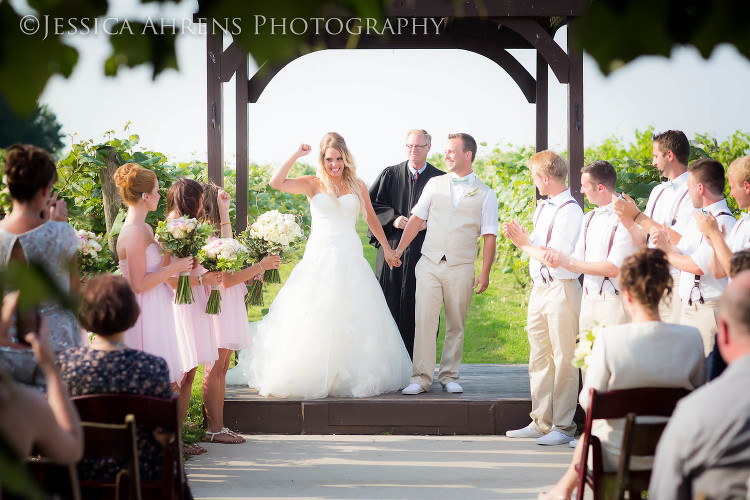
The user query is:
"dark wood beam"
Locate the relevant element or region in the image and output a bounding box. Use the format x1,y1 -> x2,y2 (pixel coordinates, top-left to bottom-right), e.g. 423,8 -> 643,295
535,52 -> 548,152
236,57 -> 249,234
219,42 -> 247,83
566,17 -> 584,206
499,18 -> 569,84
207,31 -> 223,187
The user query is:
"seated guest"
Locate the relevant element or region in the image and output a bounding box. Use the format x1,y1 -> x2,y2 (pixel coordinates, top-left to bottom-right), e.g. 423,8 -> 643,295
56,274 -> 172,482
650,271 -> 750,499
0,293 -> 83,493
540,249 -> 706,499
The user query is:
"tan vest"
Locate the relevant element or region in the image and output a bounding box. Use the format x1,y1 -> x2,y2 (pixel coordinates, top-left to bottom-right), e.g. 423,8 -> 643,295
421,174 -> 489,266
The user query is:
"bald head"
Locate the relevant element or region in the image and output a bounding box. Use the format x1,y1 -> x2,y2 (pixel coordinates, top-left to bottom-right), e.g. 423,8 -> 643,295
717,271 -> 750,362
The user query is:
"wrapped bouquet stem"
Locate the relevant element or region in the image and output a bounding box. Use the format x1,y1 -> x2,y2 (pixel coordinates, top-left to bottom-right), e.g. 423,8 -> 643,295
156,217 -> 214,305
198,237 -> 250,314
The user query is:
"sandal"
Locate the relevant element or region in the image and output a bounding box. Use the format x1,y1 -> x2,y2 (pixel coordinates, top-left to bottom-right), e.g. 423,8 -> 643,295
183,443 -> 207,455
202,428 -> 245,444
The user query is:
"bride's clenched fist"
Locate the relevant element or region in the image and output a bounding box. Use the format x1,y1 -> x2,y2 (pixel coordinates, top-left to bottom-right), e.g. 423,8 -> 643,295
295,144 -> 312,157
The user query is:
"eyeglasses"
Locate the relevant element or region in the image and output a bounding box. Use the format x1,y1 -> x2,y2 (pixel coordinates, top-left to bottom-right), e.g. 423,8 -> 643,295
406,144 -> 428,150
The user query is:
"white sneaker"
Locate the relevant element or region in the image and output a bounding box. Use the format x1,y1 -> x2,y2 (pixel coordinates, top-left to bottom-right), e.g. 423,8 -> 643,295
402,383 -> 426,395
569,439 -> 579,448
505,424 -> 543,439
537,431 -> 574,446
443,382 -> 463,393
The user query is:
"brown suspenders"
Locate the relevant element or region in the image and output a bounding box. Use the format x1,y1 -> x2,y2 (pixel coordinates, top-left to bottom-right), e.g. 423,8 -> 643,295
583,211 -> 621,295
689,211 -> 735,306
535,199 -> 577,283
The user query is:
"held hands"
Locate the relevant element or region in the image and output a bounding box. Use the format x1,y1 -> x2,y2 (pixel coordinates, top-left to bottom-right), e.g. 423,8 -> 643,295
259,254 -> 281,270
384,246 -> 401,269
613,193 -> 639,222
649,222 -> 671,251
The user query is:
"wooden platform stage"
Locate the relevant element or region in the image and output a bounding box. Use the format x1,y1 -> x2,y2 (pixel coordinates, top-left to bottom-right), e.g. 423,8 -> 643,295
223,364 -> 534,435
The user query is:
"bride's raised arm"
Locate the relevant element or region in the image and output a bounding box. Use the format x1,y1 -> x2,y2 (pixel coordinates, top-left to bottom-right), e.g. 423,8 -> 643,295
269,144 -> 317,197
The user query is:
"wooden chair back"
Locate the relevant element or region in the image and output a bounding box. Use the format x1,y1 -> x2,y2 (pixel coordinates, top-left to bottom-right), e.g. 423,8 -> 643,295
72,393 -> 184,500
25,458 -> 82,500
79,415 -> 141,500
576,387 -> 690,500
616,413 -> 669,499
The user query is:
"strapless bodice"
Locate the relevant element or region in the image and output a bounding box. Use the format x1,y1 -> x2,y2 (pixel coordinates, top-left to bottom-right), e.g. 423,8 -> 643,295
119,243 -> 163,278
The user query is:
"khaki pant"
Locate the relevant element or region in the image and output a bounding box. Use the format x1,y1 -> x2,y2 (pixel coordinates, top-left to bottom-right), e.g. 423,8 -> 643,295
579,291 -> 629,336
527,278 -> 581,436
658,277 -> 682,324
411,258 -> 475,390
681,299 -> 719,356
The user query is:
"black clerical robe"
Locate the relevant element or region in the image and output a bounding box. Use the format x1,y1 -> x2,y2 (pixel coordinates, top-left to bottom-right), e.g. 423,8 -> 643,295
368,160 -> 444,358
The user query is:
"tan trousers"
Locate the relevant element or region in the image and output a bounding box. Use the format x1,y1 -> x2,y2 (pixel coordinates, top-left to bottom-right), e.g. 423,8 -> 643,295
411,258 -> 475,390
680,299 -> 719,356
658,277 -> 682,324
579,291 -> 629,336
527,278 -> 581,436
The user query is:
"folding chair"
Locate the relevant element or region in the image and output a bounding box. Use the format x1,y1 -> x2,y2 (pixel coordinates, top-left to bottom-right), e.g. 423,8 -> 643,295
78,416 -> 141,500
25,458 -> 82,500
576,387 -> 690,500
72,393 -> 184,500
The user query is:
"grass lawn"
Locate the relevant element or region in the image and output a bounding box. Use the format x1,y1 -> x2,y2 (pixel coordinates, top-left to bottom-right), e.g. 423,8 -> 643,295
186,218 -> 530,438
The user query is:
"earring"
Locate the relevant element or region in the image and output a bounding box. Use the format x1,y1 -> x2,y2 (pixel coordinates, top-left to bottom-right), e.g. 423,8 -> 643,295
142,193 -> 147,201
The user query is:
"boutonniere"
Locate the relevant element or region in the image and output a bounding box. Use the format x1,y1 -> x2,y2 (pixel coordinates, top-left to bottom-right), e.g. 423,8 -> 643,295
465,188 -> 479,198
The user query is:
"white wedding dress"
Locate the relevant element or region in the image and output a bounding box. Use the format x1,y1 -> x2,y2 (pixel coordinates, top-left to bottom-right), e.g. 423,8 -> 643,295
226,193 -> 412,399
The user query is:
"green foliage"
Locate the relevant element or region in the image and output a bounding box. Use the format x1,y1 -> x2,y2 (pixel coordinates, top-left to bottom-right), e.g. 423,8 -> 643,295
0,96 -> 64,154
577,0 -> 750,75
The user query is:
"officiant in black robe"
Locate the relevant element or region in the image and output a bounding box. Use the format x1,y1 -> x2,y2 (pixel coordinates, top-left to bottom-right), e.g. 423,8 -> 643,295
368,129 -> 443,358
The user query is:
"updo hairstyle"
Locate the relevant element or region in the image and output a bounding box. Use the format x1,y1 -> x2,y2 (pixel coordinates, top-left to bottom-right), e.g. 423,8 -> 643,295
113,163 -> 157,206
2,144 -> 58,201
166,178 -> 203,219
619,248 -> 673,310
78,274 -> 140,336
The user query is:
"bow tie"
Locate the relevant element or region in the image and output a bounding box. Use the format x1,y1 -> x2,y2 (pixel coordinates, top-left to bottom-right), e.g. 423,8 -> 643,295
662,180 -> 677,190
594,206 -> 613,215
452,177 -> 471,185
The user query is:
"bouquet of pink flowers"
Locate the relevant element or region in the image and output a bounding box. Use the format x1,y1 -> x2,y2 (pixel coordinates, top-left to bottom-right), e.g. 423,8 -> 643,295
240,210 -> 304,307
155,217 -> 213,304
197,237 -> 250,314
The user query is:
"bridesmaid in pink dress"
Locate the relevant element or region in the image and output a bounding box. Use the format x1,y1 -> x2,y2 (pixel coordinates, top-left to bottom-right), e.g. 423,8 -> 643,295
165,178 -> 221,452
113,164 -> 193,385
200,182 -> 280,443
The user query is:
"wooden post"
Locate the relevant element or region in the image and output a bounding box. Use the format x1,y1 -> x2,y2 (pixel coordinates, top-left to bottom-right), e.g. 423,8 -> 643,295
535,52 -> 548,153
207,32 -> 223,187
236,57 -> 249,234
567,18 -> 584,207
99,147 -> 122,260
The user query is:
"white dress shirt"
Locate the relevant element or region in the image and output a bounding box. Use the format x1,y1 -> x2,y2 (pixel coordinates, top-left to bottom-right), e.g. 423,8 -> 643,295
572,201 -> 637,294
726,212 -> 750,253
411,172 -> 499,236
676,198 -> 738,302
529,189 -> 583,281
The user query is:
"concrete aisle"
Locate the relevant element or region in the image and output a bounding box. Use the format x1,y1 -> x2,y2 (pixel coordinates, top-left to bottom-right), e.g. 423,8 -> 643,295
186,435 -> 574,499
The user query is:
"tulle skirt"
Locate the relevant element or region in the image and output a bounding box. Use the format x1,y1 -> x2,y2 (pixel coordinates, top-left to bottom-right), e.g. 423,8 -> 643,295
173,284 -> 218,371
212,284 -> 251,350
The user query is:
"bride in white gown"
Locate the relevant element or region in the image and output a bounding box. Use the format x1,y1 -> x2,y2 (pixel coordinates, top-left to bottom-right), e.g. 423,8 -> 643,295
227,133 -> 412,399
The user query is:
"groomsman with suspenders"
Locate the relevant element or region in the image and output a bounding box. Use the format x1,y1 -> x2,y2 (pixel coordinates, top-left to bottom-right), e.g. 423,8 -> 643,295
542,161 -> 637,334
614,130 -> 695,323
651,159 -> 737,355
695,155 -> 750,278
503,151 -> 583,446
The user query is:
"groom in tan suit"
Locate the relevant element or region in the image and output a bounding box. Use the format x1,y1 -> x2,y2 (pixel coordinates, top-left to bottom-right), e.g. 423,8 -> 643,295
395,133 -> 498,394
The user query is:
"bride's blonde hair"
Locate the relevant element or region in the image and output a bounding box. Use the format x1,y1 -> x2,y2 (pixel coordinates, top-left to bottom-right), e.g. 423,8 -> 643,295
317,132 -> 365,216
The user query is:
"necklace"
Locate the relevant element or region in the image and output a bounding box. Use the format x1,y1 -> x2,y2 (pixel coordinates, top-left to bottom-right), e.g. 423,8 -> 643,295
92,338 -> 127,351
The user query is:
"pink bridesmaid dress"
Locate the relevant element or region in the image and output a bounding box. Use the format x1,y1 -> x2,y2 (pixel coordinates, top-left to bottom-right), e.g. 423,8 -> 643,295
119,243 -> 183,384
212,284 -> 251,350
172,264 -> 219,370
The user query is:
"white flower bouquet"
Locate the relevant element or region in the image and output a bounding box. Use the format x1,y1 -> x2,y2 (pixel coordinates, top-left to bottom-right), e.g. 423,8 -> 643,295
197,237 -> 250,314
155,217 -> 214,304
240,210 -> 304,307
572,323 -> 604,371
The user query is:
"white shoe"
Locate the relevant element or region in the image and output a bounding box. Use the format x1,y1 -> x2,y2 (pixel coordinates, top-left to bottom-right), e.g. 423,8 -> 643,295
569,439 -> 579,448
537,431 -> 574,446
443,382 -> 463,393
402,383 -> 426,395
506,424 -> 543,439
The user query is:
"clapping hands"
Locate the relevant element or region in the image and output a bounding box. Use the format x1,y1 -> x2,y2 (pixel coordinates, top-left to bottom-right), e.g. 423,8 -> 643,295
649,222 -> 671,251
502,220 -> 530,248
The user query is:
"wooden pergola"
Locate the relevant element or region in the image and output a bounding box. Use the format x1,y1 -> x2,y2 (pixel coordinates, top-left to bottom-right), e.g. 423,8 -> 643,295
198,0 -> 586,232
